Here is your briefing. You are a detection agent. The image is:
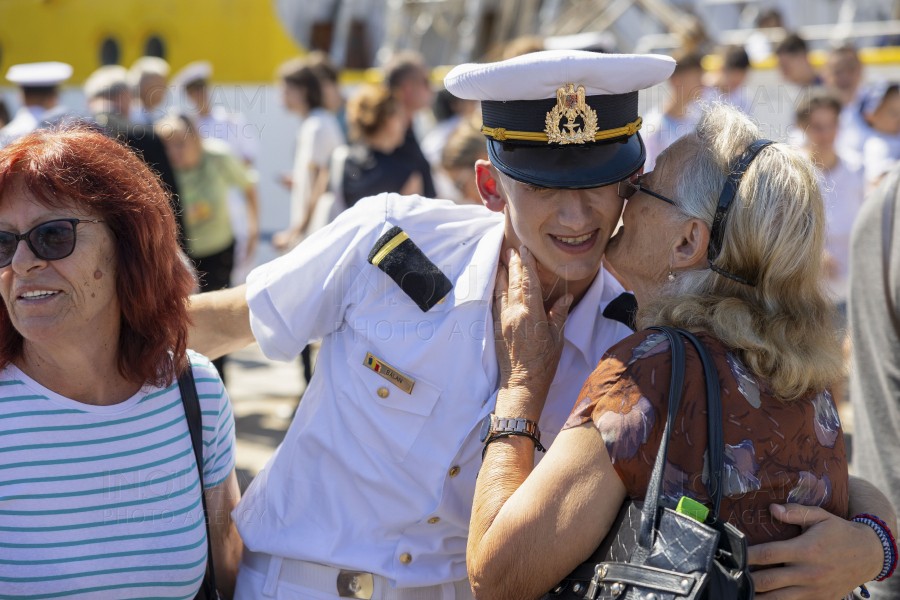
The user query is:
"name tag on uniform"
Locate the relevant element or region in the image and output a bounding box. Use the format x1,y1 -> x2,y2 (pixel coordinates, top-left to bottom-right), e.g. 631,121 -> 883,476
364,353 -> 416,394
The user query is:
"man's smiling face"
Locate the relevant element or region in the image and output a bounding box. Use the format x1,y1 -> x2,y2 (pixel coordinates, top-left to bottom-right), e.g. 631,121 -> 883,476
496,171 -> 625,285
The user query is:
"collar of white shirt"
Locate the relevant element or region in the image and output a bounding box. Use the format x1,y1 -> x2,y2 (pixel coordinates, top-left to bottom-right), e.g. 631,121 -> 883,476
564,264 -> 616,360
22,105 -> 47,120
432,215 -> 622,364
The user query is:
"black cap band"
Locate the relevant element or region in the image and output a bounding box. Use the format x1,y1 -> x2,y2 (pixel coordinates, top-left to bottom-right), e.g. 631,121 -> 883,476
707,139 -> 774,286
481,92 -> 639,147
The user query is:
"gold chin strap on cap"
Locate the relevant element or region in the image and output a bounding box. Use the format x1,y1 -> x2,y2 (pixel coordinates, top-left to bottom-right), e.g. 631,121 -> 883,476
482,116 -> 642,144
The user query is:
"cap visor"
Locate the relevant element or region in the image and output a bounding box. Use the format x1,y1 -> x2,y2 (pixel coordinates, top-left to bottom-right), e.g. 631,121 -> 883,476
487,133 -> 645,189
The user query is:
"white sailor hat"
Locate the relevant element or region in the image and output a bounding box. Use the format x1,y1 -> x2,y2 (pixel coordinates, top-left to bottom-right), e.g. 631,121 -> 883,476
543,32 -> 618,54
170,60 -> 213,89
128,56 -> 171,88
861,81 -> 899,117
84,65 -> 129,99
444,50 -> 675,188
5,61 -> 73,88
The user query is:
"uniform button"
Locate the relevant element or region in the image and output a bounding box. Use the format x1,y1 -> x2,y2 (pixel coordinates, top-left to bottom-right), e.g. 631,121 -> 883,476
428,517 -> 440,524
400,553 -> 412,565
377,387 -> 389,398
448,466 -> 460,478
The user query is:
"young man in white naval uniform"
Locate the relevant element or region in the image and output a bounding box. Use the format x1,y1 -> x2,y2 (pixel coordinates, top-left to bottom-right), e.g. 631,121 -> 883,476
0,62 -> 76,149
188,52 -> 895,600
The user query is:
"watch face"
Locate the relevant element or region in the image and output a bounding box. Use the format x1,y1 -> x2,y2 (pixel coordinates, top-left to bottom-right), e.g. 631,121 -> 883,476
479,414 -> 493,443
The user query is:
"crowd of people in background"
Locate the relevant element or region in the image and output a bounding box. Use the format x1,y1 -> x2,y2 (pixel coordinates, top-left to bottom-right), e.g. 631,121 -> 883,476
4,8 -> 900,599
2,12 -> 900,400
0,28 -> 895,393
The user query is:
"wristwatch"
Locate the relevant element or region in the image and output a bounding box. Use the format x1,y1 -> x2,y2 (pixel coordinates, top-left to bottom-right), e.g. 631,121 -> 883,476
479,413 -> 541,444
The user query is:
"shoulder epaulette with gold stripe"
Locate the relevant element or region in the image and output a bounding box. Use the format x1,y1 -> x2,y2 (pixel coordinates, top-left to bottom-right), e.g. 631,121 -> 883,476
367,226 -> 453,312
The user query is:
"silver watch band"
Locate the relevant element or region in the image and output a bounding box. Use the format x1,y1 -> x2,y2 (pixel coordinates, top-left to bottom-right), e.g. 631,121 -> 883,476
492,416 -> 541,442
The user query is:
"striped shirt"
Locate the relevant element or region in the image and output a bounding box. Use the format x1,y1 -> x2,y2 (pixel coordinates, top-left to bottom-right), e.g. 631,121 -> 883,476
0,351 -> 235,600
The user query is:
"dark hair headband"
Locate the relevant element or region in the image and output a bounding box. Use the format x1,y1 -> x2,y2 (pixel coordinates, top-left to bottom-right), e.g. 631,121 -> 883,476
707,138 -> 774,286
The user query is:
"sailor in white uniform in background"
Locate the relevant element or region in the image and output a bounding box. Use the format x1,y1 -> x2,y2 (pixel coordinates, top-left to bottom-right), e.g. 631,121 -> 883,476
0,62 -> 77,148
184,51 -> 896,600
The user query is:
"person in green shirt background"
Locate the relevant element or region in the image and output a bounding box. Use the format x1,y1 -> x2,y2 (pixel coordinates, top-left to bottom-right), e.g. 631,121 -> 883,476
156,114 -> 260,381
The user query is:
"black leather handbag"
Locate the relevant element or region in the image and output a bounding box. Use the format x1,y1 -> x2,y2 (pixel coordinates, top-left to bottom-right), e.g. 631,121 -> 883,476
544,327 -> 754,600
178,366 -> 221,600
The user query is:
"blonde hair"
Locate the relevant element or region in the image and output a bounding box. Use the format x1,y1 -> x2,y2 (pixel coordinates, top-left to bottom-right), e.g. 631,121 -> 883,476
346,85 -> 398,141
637,103 -> 843,401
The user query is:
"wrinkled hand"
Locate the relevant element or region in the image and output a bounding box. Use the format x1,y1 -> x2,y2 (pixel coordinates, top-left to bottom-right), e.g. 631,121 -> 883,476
748,503 -> 884,600
493,246 -> 571,421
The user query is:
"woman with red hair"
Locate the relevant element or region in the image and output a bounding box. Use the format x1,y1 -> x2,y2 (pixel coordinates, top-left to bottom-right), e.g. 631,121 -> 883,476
0,126 -> 241,598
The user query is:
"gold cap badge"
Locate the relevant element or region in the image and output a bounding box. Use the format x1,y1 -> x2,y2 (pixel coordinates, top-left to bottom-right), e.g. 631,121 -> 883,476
544,83 -> 599,145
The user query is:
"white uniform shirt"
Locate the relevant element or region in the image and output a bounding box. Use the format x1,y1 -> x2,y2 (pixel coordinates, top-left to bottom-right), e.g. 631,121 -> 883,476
290,108 -> 345,230
835,90 -> 870,160
196,106 -> 258,163
863,130 -> 900,187
642,110 -> 700,172
0,105 -> 78,149
0,106 -> 44,148
236,193 -> 634,588
820,154 -> 865,301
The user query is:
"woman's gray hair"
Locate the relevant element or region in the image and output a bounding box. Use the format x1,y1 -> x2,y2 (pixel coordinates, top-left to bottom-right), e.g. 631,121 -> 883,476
638,102 -> 843,401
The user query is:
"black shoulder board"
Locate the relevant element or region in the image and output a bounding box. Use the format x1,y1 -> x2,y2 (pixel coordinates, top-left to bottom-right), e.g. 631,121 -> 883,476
367,226 -> 453,312
602,292 -> 638,331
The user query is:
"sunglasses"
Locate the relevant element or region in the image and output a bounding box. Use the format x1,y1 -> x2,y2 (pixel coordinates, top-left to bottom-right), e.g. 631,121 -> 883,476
0,219 -> 104,268
617,174 -> 678,206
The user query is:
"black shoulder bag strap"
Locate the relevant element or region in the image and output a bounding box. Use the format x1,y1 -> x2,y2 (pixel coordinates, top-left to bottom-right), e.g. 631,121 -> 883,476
882,170 -> 900,339
178,366 -> 219,600
636,327 -> 687,554
636,326 -> 726,560
677,330 -> 726,518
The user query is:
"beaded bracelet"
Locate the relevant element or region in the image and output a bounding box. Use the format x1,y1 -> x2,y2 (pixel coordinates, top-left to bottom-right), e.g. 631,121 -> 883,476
852,513 -> 897,584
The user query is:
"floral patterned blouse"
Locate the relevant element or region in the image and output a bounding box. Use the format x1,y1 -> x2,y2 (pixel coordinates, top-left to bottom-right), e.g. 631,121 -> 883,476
563,330 -> 849,545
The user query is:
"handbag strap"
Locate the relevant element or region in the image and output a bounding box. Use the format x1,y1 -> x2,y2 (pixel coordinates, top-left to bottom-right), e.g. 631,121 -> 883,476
676,330 -> 725,517
638,327 -> 687,550
177,366 -> 219,600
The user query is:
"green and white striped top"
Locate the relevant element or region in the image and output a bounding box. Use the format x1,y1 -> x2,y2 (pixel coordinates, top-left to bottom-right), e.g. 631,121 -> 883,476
0,350 -> 235,599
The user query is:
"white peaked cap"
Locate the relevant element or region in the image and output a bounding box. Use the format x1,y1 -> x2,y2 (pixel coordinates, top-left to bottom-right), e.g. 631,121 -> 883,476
171,60 -> 213,88
5,62 -> 73,87
128,56 -> 171,87
444,50 -> 675,101
543,32 -> 617,53
84,65 -> 129,99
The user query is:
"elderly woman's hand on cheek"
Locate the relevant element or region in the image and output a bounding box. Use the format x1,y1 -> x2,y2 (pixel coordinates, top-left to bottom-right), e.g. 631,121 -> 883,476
493,245 -> 571,422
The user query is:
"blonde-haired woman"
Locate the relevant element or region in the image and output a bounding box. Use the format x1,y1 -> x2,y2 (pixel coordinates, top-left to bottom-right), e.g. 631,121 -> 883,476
467,103 -> 889,600
334,84 -> 423,209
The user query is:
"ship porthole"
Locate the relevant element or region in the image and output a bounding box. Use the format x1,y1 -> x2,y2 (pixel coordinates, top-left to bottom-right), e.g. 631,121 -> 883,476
100,37 -> 120,65
145,35 -> 166,59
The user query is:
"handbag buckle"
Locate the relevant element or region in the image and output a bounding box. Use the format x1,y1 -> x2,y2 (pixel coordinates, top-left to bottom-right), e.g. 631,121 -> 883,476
585,564 -> 608,600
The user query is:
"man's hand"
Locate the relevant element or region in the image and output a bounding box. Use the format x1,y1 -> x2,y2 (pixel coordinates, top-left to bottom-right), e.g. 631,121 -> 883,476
748,503 -> 884,600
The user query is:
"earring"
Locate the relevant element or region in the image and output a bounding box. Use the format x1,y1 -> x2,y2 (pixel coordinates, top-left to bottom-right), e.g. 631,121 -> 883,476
667,271 -> 676,282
